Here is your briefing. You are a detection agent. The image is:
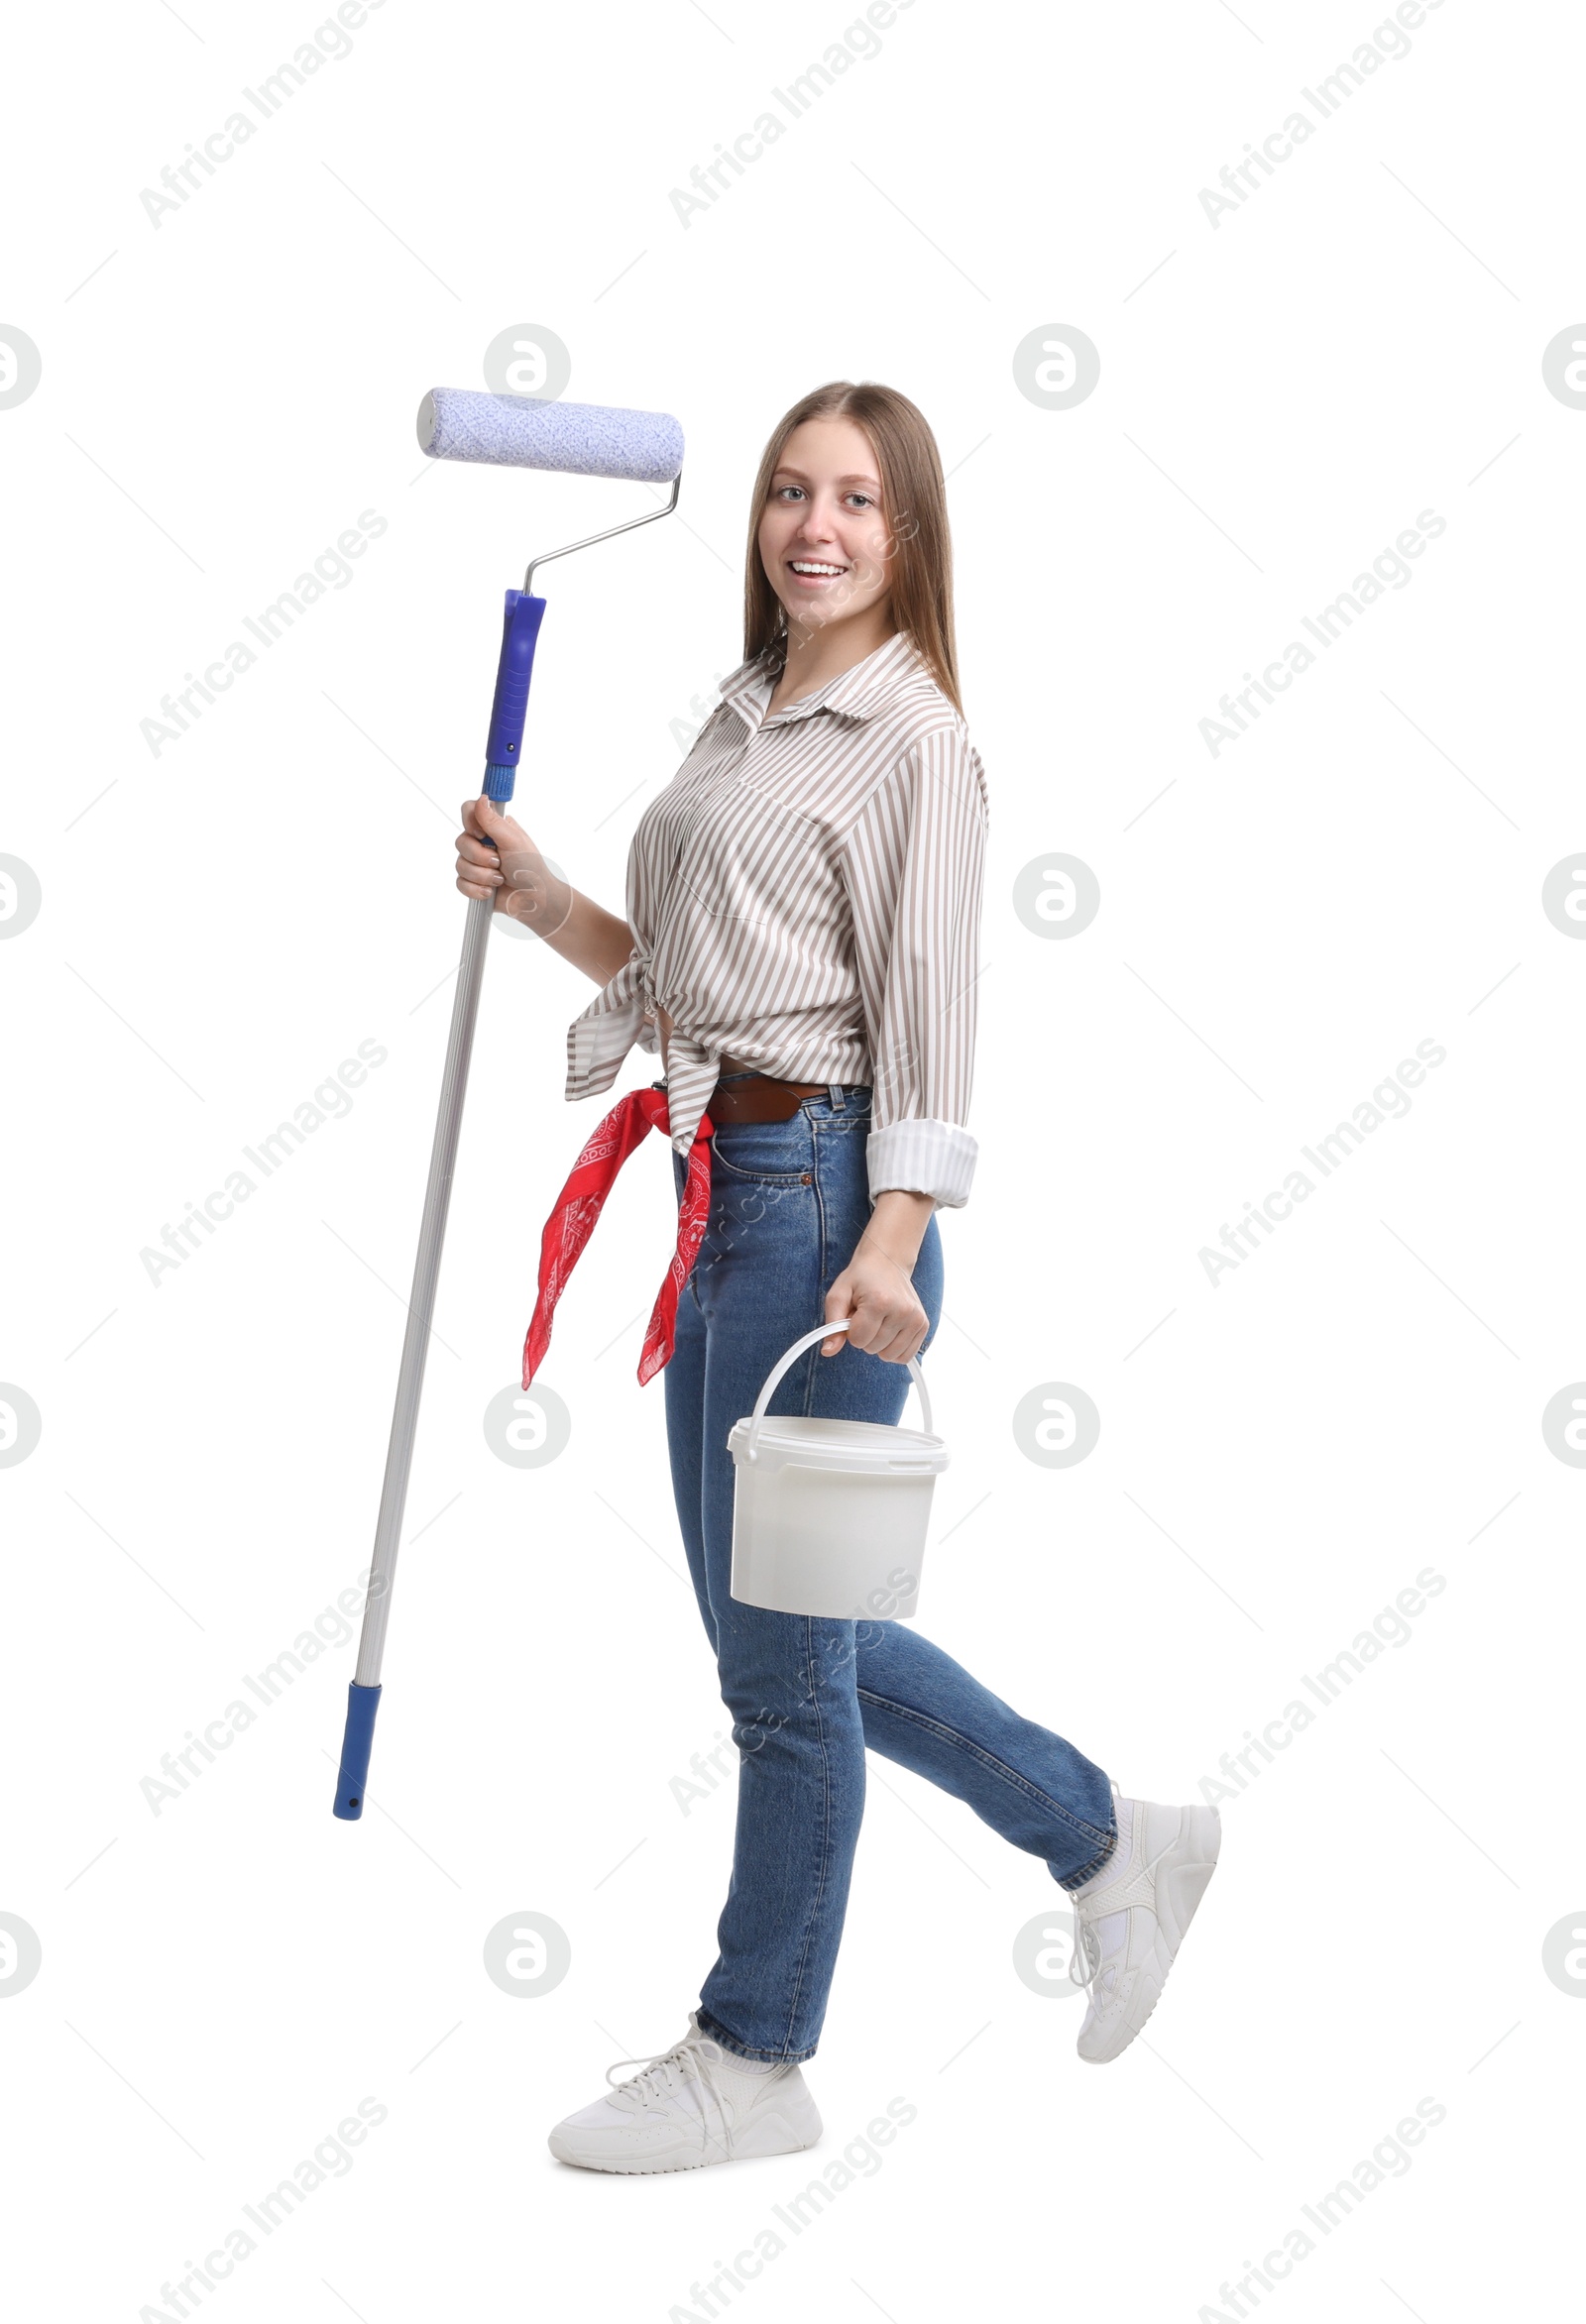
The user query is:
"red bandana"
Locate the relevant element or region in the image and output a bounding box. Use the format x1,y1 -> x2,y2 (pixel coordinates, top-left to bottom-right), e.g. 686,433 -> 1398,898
522,1087 -> 715,1389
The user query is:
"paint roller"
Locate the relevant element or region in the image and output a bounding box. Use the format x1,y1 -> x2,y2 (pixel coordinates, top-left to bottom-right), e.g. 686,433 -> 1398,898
332,388 -> 685,1821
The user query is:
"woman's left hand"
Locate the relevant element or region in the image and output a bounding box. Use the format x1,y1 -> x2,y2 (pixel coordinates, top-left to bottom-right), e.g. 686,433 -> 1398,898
821,1232 -> 930,1365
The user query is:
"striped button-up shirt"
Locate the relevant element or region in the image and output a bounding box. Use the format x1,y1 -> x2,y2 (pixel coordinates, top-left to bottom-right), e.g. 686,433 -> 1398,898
565,628 -> 989,1208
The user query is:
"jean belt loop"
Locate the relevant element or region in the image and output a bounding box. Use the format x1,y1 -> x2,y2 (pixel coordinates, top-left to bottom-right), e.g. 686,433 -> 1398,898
828,1081 -> 845,1112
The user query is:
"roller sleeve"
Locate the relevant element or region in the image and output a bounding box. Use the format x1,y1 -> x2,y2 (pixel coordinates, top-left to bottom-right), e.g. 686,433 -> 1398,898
417,387 -> 684,483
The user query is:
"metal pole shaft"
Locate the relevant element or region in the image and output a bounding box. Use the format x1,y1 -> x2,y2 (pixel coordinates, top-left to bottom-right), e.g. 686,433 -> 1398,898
353,892 -> 495,1689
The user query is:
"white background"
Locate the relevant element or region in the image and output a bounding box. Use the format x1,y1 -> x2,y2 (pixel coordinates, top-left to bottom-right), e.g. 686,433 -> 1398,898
3,1 -> 1581,2317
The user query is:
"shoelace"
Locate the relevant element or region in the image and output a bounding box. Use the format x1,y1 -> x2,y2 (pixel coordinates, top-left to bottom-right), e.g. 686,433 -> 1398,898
1068,1914 -> 1102,1992
603,2034 -> 736,2158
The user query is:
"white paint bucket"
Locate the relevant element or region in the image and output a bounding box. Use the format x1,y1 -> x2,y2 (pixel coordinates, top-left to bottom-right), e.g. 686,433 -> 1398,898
728,1319 -> 950,1620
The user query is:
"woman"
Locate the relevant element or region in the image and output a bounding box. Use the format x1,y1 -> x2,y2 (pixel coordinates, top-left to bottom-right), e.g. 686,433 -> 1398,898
454,382 -> 1221,2172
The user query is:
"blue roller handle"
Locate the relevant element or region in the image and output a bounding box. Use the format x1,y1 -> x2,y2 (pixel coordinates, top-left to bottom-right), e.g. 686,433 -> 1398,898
334,1683 -> 382,1820
483,590 -> 547,804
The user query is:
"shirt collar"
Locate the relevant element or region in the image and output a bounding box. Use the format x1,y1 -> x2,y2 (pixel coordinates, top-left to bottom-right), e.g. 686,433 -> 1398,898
717,628 -> 925,733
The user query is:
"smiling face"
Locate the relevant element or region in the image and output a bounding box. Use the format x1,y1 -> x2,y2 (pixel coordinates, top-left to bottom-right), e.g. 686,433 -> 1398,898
756,415 -> 896,643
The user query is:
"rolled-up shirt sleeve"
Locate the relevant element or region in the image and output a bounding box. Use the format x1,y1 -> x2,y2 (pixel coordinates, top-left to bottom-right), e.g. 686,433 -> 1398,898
841,725 -> 989,1209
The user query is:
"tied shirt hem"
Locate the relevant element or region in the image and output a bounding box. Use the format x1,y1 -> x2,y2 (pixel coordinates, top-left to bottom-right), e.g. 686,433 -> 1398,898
566,957 -> 721,1160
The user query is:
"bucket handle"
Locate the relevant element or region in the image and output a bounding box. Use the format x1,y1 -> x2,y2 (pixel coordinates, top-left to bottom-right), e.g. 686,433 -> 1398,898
742,1318 -> 933,1465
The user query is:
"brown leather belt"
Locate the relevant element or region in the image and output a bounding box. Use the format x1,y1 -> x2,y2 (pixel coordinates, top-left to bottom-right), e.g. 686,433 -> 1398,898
707,1070 -> 832,1125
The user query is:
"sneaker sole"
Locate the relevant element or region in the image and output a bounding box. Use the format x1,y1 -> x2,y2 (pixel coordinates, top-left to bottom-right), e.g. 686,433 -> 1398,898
548,2102 -> 823,2174
1078,1805 -> 1221,2065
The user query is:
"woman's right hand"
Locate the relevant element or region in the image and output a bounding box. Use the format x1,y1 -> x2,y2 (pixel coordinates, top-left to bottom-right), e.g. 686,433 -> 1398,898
455,797 -> 572,935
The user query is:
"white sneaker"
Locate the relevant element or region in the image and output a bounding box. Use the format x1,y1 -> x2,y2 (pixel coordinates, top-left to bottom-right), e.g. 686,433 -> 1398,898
547,2012 -> 824,2173
1069,1789 -> 1221,2063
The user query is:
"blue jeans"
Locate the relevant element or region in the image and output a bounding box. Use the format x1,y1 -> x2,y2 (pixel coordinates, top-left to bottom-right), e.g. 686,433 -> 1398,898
664,1082 -> 1115,2063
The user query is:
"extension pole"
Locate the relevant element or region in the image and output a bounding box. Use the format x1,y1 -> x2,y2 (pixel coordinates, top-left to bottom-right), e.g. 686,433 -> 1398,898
332,890 -> 495,1817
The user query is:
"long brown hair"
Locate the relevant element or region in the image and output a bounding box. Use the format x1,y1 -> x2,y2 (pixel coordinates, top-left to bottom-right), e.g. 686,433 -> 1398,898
742,381 -> 962,715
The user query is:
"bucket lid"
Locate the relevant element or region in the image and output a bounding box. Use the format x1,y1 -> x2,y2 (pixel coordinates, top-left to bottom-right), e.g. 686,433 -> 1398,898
728,1412 -> 950,1476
